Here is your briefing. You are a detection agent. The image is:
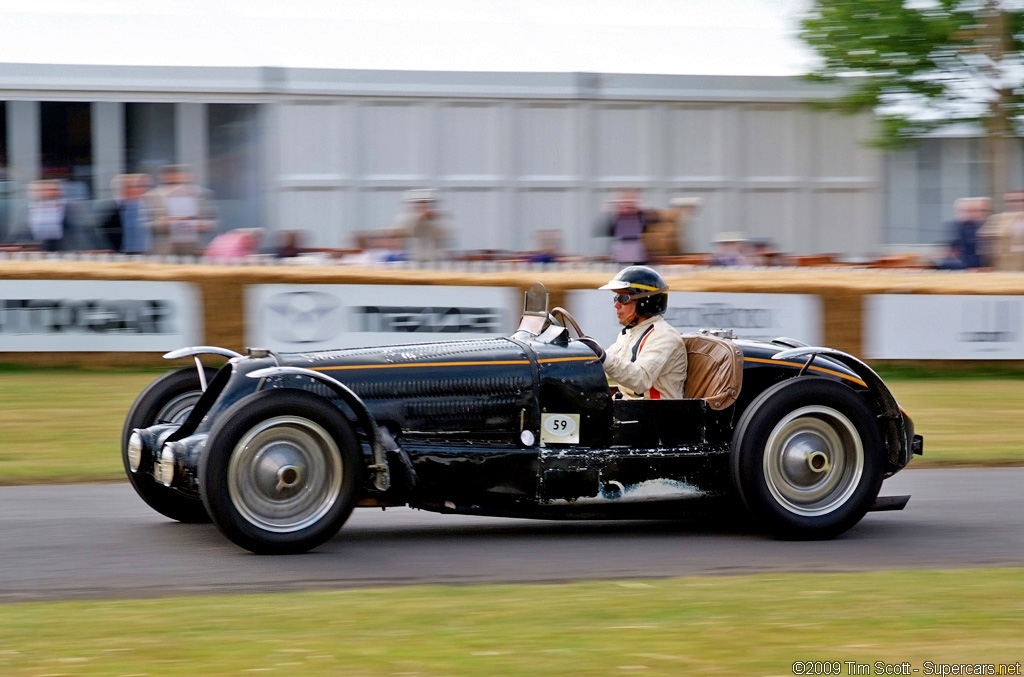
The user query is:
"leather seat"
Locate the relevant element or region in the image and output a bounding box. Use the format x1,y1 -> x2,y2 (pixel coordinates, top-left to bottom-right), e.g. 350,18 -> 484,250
681,333 -> 744,410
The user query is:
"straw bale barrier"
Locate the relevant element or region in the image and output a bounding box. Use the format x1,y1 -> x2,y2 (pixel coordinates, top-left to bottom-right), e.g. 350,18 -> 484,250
3,260 -> 1024,368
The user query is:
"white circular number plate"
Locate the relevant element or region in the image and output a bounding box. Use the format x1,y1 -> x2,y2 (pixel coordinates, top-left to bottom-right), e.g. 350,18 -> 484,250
540,413 -> 580,444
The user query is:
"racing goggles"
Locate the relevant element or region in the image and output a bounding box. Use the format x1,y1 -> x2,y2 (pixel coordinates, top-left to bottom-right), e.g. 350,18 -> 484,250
611,290 -> 657,305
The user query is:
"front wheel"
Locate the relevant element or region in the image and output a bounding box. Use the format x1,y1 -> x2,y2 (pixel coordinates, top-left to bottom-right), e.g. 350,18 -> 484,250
122,366 -> 217,523
199,389 -> 362,554
730,377 -> 883,539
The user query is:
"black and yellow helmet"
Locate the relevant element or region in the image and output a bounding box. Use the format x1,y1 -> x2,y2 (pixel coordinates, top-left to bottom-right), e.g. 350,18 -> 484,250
599,265 -> 669,318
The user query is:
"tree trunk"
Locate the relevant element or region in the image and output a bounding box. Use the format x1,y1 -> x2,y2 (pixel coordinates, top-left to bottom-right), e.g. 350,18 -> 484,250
982,5 -> 1013,208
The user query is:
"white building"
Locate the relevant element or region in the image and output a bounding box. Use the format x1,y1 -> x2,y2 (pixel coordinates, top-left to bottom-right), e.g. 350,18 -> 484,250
2,61 -> 998,257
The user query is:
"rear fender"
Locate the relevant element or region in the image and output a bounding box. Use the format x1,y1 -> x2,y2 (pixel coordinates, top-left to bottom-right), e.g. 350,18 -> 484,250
771,347 -> 910,470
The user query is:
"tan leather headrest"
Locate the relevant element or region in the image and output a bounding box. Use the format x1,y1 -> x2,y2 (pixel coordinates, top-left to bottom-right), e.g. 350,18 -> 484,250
681,333 -> 743,409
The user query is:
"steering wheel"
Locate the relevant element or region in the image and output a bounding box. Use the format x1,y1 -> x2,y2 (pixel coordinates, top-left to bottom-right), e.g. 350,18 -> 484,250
550,306 -> 584,339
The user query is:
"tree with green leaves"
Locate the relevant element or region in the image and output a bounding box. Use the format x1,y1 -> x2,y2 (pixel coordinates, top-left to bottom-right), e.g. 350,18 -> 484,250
801,0 -> 1024,205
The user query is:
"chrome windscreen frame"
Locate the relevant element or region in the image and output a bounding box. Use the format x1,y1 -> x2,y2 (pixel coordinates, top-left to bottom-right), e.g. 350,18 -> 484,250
163,346 -> 243,391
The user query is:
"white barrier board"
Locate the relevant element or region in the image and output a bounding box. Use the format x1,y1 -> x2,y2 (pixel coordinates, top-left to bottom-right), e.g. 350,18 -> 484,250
247,284 -> 520,351
0,280 -> 201,351
569,290 -> 822,346
865,294 -> 1024,359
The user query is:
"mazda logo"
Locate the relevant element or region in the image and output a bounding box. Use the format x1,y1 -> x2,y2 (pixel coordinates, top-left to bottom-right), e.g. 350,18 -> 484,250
262,292 -> 344,344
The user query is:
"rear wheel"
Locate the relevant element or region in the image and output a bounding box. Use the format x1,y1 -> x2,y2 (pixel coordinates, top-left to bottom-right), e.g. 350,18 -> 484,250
122,366 -> 217,523
199,389 -> 362,554
731,377 -> 883,539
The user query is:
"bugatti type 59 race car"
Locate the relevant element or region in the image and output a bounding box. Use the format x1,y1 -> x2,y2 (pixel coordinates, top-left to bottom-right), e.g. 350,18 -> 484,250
123,283 -> 922,554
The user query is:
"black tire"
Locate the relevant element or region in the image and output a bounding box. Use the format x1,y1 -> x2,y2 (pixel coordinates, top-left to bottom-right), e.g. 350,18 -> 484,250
730,377 -> 884,539
199,389 -> 363,555
122,366 -> 218,523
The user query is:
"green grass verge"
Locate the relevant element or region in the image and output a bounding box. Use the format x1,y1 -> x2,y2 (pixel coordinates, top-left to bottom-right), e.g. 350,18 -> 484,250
0,368 -> 1020,484
1,570 -> 1022,676
881,378 -> 1023,466
0,370 -> 158,484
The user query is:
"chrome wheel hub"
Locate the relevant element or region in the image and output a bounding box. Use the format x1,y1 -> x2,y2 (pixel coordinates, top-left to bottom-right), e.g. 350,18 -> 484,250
228,416 -> 343,533
763,405 -> 863,516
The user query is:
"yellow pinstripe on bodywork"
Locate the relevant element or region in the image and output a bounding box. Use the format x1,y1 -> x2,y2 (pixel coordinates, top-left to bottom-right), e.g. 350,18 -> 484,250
742,357 -> 867,387
312,355 -> 594,373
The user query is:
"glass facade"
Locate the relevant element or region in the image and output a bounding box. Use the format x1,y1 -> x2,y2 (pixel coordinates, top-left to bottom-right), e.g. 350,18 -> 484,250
125,103 -> 176,177
0,101 -> 9,241
0,100 -> 268,247
39,102 -> 92,198
207,103 -> 263,232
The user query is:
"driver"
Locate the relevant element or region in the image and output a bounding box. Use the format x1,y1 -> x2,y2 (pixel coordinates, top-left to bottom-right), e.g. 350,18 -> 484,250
578,266 -> 688,400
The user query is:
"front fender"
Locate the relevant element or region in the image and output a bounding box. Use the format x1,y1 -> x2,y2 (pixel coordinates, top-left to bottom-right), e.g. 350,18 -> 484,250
247,366 -> 392,492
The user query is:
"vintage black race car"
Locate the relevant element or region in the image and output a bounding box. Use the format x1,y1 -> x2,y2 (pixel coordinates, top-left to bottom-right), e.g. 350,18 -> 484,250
123,283 -> 923,554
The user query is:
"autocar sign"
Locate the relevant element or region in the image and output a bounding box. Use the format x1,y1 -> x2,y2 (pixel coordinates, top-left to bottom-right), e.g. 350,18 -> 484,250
568,290 -> 822,346
0,279 -> 201,351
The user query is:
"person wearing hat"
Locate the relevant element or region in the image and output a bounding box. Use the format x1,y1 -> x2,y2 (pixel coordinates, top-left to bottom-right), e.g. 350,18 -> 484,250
146,164 -> 217,257
710,232 -> 752,267
394,188 -> 451,263
600,189 -> 659,265
644,196 -> 703,259
578,266 -> 688,400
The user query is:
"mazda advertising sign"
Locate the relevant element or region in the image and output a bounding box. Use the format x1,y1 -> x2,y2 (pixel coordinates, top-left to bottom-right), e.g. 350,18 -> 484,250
247,284 -> 519,351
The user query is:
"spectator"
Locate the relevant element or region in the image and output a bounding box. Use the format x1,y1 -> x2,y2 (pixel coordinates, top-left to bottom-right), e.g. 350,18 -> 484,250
26,179 -> 70,252
949,197 -> 987,269
341,230 -> 406,265
526,229 -> 562,264
393,189 -> 450,263
97,173 -> 152,254
646,196 -> 702,259
272,229 -> 307,259
643,211 -> 677,260
933,240 -> 966,270
43,167 -> 107,251
205,228 -> 265,262
600,189 -> 658,265
978,191 -> 1024,271
710,232 -> 752,267
749,238 -> 780,266
146,164 -> 217,256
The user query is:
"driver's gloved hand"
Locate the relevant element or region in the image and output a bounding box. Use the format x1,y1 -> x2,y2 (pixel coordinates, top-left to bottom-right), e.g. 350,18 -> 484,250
577,336 -> 605,363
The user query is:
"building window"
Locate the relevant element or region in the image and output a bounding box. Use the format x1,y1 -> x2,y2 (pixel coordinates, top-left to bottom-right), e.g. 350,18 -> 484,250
40,101 -> 92,198
125,102 -> 176,177
0,101 -> 7,175
1,101 -> 9,241
207,103 -> 262,232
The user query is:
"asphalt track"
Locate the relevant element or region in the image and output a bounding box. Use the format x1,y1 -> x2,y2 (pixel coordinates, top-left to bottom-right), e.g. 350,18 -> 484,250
2,468 -> 1022,602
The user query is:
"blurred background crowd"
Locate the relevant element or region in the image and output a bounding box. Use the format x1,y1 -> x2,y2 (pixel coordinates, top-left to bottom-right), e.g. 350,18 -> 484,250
5,165 -> 1024,272
5,0 -> 1024,273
